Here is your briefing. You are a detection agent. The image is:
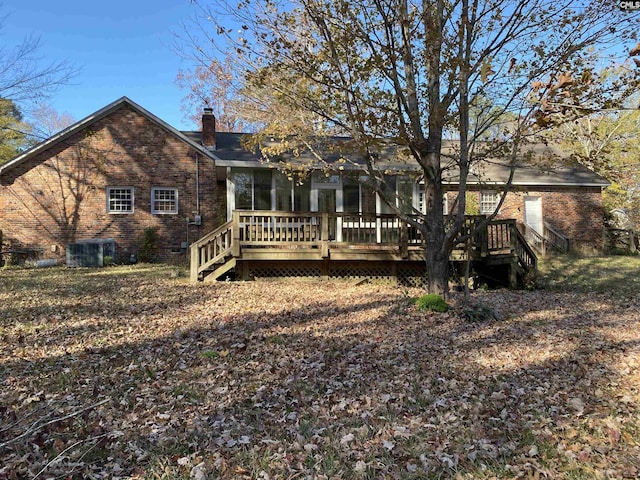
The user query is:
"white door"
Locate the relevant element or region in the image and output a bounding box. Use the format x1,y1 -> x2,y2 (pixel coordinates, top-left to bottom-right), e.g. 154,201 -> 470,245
524,196 -> 543,234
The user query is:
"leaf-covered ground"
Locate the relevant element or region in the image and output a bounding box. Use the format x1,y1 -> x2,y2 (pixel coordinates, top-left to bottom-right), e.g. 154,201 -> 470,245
1,262 -> 639,479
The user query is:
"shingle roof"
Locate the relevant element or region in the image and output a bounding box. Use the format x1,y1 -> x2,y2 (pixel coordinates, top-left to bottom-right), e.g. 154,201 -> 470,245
185,131 -> 609,188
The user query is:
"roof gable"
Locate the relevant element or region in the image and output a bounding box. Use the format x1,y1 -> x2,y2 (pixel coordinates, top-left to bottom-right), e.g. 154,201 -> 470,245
0,97 -> 216,179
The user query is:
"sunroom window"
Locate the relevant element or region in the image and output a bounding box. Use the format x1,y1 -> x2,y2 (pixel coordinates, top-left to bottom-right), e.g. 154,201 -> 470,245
380,175 -> 414,214
254,170 -> 272,210
232,170 -> 253,210
397,176 -> 414,214
231,169 -> 310,211
343,174 -> 360,213
275,172 -> 292,211
293,177 -> 311,212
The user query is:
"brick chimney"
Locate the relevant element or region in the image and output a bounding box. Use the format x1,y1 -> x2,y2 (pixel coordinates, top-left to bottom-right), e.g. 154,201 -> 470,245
202,107 -> 216,149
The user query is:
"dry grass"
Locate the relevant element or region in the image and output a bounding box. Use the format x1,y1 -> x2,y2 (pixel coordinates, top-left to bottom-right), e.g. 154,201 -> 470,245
1,261 -> 639,479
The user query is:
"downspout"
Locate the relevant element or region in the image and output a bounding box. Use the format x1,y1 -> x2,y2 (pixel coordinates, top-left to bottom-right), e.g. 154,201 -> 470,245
196,152 -> 200,215
186,152 -> 201,258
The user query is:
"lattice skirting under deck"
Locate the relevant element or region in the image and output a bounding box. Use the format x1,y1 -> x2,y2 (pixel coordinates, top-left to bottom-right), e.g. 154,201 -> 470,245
239,260 -> 428,287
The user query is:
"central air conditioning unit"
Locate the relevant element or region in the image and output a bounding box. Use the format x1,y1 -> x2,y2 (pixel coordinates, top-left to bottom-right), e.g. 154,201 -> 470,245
66,238 -> 115,267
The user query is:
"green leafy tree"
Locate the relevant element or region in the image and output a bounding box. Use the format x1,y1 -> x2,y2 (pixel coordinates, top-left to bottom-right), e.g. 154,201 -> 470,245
551,108 -> 640,227
184,0 -> 640,294
0,98 -> 30,164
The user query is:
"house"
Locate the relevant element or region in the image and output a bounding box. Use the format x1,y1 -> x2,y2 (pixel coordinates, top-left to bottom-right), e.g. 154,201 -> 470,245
0,97 -> 609,284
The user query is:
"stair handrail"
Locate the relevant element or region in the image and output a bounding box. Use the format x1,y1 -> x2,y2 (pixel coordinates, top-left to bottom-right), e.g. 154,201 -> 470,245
190,220 -> 234,281
521,223 -> 546,255
514,226 -> 537,271
543,221 -> 570,253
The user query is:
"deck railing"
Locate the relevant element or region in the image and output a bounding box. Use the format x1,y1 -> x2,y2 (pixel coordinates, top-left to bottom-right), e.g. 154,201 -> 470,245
190,211 -> 537,280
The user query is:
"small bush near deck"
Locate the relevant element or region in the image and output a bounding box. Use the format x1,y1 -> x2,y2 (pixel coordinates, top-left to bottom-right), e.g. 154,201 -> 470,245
413,294 -> 449,313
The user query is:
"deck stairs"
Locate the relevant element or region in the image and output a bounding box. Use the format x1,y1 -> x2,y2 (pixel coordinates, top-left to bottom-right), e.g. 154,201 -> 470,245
190,220 -> 235,281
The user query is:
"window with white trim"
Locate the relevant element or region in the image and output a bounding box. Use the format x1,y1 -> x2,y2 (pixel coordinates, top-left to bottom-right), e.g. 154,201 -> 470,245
418,188 -> 448,214
151,188 -> 179,214
480,191 -> 501,214
107,187 -> 134,214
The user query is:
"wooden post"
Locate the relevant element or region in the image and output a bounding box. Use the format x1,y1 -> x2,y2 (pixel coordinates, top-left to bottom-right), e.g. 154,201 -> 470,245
390,262 -> 399,285
509,259 -> 519,289
481,223 -> 489,258
400,221 -> 409,259
321,213 -> 329,241
232,211 -> 241,257
629,230 -> 636,253
321,213 -> 329,258
321,258 -> 329,280
242,260 -> 250,280
190,244 -> 200,282
509,221 -> 518,254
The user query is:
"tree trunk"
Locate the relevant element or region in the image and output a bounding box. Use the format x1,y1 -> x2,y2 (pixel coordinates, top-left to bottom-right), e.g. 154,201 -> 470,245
426,239 -> 449,295
423,169 -> 449,296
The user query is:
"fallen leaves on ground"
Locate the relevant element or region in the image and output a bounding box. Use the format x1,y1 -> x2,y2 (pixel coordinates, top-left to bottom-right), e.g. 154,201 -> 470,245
1,265 -> 639,479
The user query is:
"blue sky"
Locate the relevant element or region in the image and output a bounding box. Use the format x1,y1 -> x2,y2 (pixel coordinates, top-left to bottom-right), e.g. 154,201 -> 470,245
2,0 -> 201,131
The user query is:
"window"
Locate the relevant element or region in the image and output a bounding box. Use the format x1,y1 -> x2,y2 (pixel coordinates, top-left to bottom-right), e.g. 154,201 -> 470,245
254,171 -> 272,210
107,187 -> 134,214
343,175 -> 361,213
480,191 -> 500,214
418,188 -> 448,215
231,170 -> 253,210
380,175 -> 415,214
151,188 -> 179,214
274,172 -> 292,211
312,172 -> 341,184
231,168 -> 311,212
379,176 -> 396,214
397,176 -> 414,214
230,169 -> 273,210
293,177 -> 310,212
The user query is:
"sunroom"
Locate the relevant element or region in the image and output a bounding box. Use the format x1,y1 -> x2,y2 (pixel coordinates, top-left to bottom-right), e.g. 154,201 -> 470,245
224,166 -> 430,244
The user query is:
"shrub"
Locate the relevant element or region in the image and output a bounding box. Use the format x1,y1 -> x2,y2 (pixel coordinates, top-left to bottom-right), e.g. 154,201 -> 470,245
461,303 -> 498,323
139,227 -> 158,263
413,294 -> 449,313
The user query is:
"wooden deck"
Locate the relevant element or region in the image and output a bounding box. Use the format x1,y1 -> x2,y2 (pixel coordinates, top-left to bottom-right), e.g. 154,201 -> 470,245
190,211 -> 537,287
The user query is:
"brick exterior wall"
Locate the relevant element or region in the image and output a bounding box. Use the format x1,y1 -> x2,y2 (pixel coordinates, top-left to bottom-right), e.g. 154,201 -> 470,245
446,187 -> 606,250
0,104 -> 222,263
